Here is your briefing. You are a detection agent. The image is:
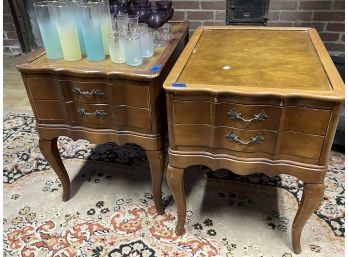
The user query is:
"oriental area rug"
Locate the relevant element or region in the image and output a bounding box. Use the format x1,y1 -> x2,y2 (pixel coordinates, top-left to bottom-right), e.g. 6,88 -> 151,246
3,113 -> 345,257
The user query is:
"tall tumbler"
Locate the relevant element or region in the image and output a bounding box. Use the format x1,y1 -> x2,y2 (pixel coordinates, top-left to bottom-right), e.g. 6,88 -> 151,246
136,23 -> 154,57
33,1 -> 63,60
50,1 -> 82,61
72,0 -> 86,54
121,33 -> 143,66
77,2 -> 105,61
99,0 -> 113,55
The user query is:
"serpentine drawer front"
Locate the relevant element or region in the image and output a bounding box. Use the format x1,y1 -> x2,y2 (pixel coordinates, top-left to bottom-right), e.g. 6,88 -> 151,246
27,78 -> 150,108
163,26 -> 344,254
17,21 -> 190,216
173,100 -> 331,135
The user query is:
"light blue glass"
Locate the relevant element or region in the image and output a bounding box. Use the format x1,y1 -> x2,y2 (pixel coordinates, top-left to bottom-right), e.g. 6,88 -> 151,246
77,2 -> 105,61
33,1 -> 63,60
122,33 -> 143,66
71,0 -> 86,54
75,15 -> 87,54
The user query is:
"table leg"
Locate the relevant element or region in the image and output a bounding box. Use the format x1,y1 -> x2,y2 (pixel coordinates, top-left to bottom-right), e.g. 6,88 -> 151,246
184,31 -> 189,45
146,150 -> 165,215
291,183 -> 324,254
39,138 -> 71,202
167,164 -> 186,235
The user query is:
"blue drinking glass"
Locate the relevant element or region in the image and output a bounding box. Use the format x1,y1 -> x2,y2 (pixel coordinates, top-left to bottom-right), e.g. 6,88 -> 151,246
77,2 -> 105,61
33,1 -> 63,60
72,0 -> 86,54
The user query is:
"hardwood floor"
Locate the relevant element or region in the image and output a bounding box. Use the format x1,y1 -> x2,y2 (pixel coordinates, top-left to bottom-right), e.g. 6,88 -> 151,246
4,55 -> 32,113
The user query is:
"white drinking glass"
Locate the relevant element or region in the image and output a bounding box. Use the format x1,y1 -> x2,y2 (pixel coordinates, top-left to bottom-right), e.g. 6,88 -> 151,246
121,32 -> 143,66
109,30 -> 126,63
136,23 -> 154,57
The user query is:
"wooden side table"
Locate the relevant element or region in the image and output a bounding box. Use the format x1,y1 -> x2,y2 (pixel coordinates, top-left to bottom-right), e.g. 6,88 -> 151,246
163,26 -> 344,253
17,21 -> 189,215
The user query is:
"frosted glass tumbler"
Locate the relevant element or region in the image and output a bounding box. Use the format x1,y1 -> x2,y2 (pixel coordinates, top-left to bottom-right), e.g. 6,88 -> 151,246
121,33 -> 143,66
137,24 -> 154,57
33,1 -> 63,60
99,0 -> 113,55
77,2 -> 105,61
109,30 -> 126,64
51,1 -> 82,61
72,0 -> 86,54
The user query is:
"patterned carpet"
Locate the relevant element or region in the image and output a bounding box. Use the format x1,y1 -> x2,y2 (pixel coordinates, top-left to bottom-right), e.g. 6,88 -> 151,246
3,113 -> 345,257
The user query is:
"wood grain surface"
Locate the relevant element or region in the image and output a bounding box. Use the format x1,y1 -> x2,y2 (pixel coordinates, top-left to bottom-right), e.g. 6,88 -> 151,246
164,26 -> 344,254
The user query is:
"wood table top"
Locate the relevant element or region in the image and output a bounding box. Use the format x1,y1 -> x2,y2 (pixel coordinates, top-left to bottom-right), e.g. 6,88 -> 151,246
164,26 -> 344,101
17,21 -> 189,81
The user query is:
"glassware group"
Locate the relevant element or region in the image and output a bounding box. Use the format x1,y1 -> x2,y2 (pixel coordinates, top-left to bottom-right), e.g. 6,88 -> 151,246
33,0 -> 173,66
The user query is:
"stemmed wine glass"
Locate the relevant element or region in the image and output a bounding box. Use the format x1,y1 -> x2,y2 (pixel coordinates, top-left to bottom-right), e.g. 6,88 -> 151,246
110,0 -> 175,48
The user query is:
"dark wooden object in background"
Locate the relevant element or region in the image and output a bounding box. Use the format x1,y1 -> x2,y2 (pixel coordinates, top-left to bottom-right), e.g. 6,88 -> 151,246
17,21 -> 189,215
163,26 -> 344,253
8,0 -> 36,52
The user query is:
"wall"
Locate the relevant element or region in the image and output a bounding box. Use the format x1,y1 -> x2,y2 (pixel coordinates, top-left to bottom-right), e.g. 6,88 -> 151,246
268,0 -> 345,57
3,0 -> 345,57
171,0 -> 345,57
3,0 -> 22,55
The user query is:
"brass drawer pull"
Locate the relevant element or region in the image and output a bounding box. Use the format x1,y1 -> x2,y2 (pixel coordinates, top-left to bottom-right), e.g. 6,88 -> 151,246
227,109 -> 268,122
72,87 -> 104,97
77,108 -> 107,119
226,132 -> 264,145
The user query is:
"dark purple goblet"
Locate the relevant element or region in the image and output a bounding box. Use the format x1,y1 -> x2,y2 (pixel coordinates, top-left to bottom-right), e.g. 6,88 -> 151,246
144,9 -> 167,28
110,0 -> 132,8
110,5 -> 129,18
155,1 -> 172,10
155,8 -> 172,21
133,6 -> 152,22
166,7 -> 174,20
133,0 -> 149,6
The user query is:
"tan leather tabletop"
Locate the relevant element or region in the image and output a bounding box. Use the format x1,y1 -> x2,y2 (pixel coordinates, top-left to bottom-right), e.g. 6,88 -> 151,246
178,29 -> 332,91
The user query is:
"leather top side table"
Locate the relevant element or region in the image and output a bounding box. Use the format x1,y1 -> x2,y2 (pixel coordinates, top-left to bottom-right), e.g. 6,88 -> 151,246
17,21 -> 189,215
163,26 -> 344,253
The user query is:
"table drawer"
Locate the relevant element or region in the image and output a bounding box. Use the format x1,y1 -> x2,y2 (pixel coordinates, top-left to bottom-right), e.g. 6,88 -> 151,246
27,78 -> 150,108
34,100 -> 68,123
27,78 -> 63,100
173,124 -> 324,160
278,132 -> 324,160
174,101 -> 281,130
62,81 -> 150,108
67,103 -> 113,127
215,103 -> 281,130
283,106 -> 331,136
34,100 -> 152,131
67,102 -> 152,130
62,81 -> 108,104
174,125 -> 277,154
173,100 -> 331,136
174,101 -> 211,124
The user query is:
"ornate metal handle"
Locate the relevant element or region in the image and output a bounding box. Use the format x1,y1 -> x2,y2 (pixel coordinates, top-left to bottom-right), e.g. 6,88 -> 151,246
72,87 -> 104,97
77,108 -> 107,119
227,109 -> 268,122
226,133 -> 264,145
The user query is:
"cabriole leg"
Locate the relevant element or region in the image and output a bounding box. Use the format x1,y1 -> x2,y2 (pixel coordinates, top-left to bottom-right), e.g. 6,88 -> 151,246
292,183 -> 325,254
146,150 -> 165,215
39,137 -> 71,201
167,164 -> 186,235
